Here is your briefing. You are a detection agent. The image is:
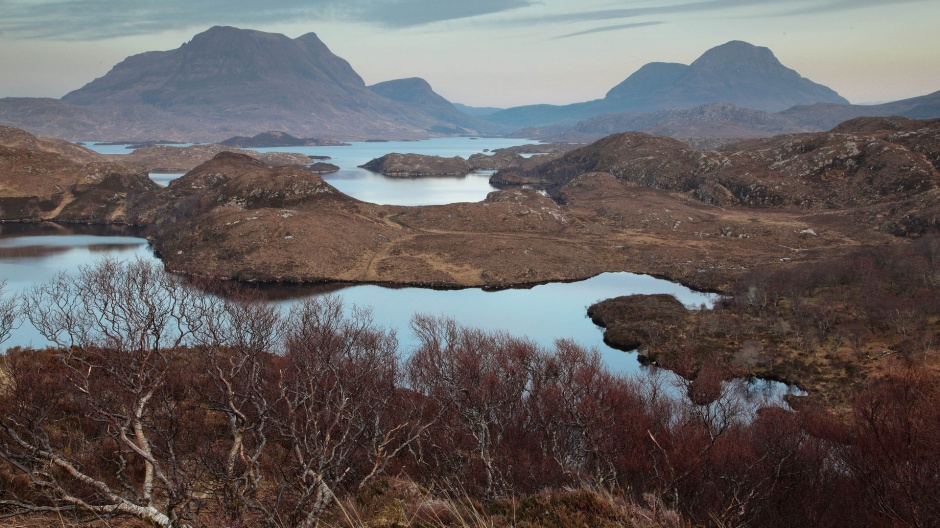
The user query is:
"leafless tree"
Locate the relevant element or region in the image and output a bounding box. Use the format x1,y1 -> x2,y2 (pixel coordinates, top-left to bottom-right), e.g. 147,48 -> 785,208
5,257 -> 204,527
527,340 -> 647,488
188,280 -> 284,525
408,315 -> 538,503
0,280 -> 20,345
266,296 -> 421,528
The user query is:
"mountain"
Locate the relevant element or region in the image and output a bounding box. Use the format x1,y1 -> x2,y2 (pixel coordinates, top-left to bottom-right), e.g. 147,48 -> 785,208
655,41 -> 847,112
513,102 -> 813,145
453,103 -> 504,117
367,77 -> 506,134
781,90 -> 940,130
0,27 -> 499,142
486,41 -> 849,128
369,78 -> 456,113
604,62 -> 688,107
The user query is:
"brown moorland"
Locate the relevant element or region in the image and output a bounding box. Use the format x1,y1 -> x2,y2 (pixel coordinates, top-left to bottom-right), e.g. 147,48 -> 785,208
2,119 -> 940,403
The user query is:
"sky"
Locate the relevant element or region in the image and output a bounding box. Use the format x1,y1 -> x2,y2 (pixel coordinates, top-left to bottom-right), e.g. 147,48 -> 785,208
0,0 -> 938,108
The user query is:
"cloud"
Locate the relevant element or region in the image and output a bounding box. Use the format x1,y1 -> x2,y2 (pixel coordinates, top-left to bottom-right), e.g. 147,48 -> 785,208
0,0 -> 534,40
499,0 -> 930,27
347,0 -> 533,27
554,21 -> 664,40
771,0 -> 932,17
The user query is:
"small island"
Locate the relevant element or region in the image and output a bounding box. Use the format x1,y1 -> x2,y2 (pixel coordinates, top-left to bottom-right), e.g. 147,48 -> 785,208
360,153 -> 470,177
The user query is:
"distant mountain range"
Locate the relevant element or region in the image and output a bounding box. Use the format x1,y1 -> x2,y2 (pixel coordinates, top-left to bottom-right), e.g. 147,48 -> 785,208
0,27 -> 504,142
514,91 -> 940,145
0,27 -> 937,142
484,40 -> 849,128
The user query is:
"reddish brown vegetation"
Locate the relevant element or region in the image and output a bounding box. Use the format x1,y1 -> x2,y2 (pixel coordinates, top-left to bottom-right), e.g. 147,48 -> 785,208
0,260 -> 939,527
592,234 -> 940,407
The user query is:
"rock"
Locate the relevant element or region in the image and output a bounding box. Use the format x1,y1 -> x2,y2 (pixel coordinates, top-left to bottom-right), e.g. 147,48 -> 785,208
500,119 -> 940,213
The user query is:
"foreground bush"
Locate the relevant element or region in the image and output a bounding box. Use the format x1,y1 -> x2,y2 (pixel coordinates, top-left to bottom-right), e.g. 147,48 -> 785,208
0,259 -> 938,527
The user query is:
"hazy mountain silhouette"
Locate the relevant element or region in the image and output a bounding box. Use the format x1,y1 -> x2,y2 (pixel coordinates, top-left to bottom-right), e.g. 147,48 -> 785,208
367,77 -> 502,134
0,30 -> 936,142
486,41 -> 849,128
781,90 -> 940,130
1,27 -> 501,141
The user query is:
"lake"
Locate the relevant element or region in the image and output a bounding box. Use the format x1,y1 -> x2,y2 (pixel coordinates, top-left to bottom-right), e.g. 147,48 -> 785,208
11,137 -> 799,403
85,137 -> 535,206
0,223 -> 715,376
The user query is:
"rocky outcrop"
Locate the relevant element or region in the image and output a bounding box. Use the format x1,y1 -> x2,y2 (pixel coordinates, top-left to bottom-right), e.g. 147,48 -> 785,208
307,162 -> 340,174
360,153 -> 470,178
467,144 -> 576,171
497,118 -> 940,217
0,125 -> 103,164
493,132 -> 704,194
0,143 -> 157,223
109,144 -> 315,173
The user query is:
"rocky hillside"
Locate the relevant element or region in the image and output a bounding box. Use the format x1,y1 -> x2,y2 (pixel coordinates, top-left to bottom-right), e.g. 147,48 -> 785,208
520,102 -> 812,145
781,90 -> 940,130
0,140 -> 157,223
0,125 -> 103,164
497,117 -> 940,233
139,152 -> 633,286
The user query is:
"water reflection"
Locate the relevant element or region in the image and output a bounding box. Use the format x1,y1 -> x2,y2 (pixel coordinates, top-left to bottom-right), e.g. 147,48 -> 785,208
0,224 -> 716,376
0,224 -> 805,409
0,224 -> 153,303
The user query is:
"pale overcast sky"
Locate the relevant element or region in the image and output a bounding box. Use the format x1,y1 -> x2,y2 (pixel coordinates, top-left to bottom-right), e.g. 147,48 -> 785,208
1,0 -> 938,107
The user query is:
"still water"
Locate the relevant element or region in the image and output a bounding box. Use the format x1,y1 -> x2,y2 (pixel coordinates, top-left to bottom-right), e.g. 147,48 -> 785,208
0,224 -> 715,376
86,137 -> 534,206
22,137 -> 797,402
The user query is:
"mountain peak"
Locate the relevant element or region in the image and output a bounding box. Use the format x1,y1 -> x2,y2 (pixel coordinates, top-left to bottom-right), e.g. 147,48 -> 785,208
691,40 -> 783,71
605,62 -> 688,102
369,77 -> 455,111
600,40 -> 848,113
